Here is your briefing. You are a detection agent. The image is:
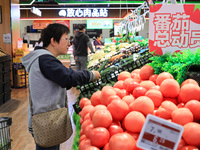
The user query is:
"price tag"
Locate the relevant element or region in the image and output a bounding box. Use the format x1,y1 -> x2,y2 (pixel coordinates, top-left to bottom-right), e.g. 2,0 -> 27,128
137,114 -> 184,150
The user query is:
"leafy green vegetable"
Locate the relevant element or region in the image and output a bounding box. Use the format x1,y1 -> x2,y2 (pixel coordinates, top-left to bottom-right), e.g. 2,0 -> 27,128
149,49 -> 200,85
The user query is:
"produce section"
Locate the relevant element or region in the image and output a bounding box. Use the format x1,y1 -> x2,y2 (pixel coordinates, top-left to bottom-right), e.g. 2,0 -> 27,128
72,48 -> 200,150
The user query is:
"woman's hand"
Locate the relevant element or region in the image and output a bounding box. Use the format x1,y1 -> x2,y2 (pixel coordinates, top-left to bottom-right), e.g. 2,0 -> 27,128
92,71 -> 101,81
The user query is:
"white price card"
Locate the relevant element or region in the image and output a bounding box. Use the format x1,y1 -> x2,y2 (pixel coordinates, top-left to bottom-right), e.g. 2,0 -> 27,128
137,114 -> 184,150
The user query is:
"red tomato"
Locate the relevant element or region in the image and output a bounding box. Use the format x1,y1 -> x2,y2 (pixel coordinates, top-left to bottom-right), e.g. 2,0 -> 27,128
90,105 -> 107,119
126,81 -> 140,93
84,123 -> 94,138
85,146 -> 100,150
122,95 -> 135,106
108,124 -> 124,137
118,71 -> 131,81
181,146 -> 200,150
92,109 -> 112,128
123,78 -> 135,89
132,86 -> 147,98
107,95 -> 121,105
84,101 -> 92,107
100,88 -> 116,106
177,138 -> 187,150
115,89 -> 128,99
109,133 -> 136,150
181,79 -> 199,87
90,91 -> 102,106
81,105 -> 94,119
103,143 -> 110,150
79,98 -> 90,109
149,74 -> 158,84
79,139 -> 92,150
130,72 -> 141,81
107,100 -> 129,121
113,80 -> 124,89
79,134 -> 87,144
90,127 -> 110,148
84,113 -> 91,121
81,119 -> 92,132
184,4 -> 200,24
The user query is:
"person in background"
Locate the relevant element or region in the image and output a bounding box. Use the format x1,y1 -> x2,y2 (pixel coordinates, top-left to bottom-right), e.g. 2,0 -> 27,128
69,36 -> 74,46
21,23 -> 100,150
73,25 -> 95,70
34,38 -> 43,50
93,33 -> 104,50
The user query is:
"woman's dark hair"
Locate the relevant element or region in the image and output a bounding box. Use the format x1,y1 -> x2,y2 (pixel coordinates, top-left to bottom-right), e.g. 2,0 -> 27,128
41,23 -> 70,48
95,33 -> 102,39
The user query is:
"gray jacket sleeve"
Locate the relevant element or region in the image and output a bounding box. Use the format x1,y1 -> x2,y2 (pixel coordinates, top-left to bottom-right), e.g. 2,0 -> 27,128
87,41 -> 95,53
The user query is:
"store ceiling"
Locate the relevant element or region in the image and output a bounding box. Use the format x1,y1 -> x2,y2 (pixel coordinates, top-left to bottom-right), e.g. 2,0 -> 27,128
19,0 -> 145,9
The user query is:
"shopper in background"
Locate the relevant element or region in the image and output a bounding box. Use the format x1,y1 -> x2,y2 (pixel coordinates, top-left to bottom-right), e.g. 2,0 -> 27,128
69,36 -> 74,46
21,23 -> 100,150
93,33 -> 104,50
73,25 -> 95,70
34,38 -> 43,50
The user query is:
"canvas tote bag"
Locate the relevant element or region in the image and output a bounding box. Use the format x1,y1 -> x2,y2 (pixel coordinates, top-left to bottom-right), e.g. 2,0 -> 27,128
29,89 -> 73,147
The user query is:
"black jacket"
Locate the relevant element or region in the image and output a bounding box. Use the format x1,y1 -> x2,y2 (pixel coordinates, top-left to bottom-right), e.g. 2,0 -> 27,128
73,32 -> 90,57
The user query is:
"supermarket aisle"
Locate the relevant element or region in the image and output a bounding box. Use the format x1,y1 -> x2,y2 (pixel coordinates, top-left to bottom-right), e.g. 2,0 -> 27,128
0,87 -> 79,150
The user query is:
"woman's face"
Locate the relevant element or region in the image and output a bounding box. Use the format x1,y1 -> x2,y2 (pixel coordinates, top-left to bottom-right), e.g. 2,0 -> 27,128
98,34 -> 102,40
55,33 -> 70,56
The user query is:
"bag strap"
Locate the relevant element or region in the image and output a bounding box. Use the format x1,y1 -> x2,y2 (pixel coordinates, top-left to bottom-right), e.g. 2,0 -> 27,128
28,84 -> 34,115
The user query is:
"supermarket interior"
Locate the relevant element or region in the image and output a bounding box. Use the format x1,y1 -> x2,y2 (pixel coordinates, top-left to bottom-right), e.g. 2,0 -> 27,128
0,0 -> 200,150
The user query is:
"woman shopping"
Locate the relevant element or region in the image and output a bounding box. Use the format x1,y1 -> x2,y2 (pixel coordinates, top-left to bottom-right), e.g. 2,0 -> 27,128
93,33 -> 104,50
21,23 -> 100,150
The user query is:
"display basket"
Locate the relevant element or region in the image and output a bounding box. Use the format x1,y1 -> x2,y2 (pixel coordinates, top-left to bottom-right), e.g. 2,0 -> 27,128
73,52 -> 153,114
0,117 -> 12,150
186,65 -> 200,85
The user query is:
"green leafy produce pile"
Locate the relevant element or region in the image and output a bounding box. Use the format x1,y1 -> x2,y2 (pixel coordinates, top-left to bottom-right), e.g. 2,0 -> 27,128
72,112 -> 81,150
149,49 -> 200,85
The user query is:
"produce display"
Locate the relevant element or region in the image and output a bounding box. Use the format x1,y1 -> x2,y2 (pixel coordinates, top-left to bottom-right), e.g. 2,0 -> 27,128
73,64 -> 200,150
72,48 -> 200,150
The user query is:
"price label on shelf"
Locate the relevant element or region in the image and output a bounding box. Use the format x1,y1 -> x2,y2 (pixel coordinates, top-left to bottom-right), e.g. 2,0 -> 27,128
137,114 -> 184,150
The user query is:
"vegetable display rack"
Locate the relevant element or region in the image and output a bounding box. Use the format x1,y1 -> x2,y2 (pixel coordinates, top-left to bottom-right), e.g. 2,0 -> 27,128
73,52 -> 153,114
0,117 -> 12,150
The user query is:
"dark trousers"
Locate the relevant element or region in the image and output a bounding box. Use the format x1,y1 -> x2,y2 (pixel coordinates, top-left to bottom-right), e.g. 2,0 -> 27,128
36,144 -> 60,150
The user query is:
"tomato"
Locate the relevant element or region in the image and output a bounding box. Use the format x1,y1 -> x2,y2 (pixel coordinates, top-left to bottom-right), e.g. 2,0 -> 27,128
181,146 -> 200,150
140,80 -> 155,90
81,105 -> 94,119
145,89 -> 163,107
122,95 -> 135,106
149,40 -> 163,55
103,143 -> 110,150
100,88 -> 116,106
90,91 -> 102,106
129,96 -> 154,116
172,108 -> 193,126
85,146 -> 100,150
84,113 -> 91,121
79,134 -> 87,144
177,138 -> 187,150
108,124 -> 124,137
181,79 -> 199,87
118,71 -> 131,81
109,133 -> 136,150
132,86 -> 148,98
183,122 -> 200,147
184,4 -> 200,24
107,95 -> 121,105
124,111 -> 145,133
113,80 -> 124,89
90,105 -> 107,119
115,89 -> 128,99
160,79 -> 180,98
185,100 -> 200,121
150,4 -> 162,12
156,72 -> 174,86
107,100 -> 129,121
84,101 -> 92,107
81,119 -> 92,132
139,65 -> 155,80
79,138 -> 92,150
84,123 -> 94,138
90,127 -> 110,148
92,109 -> 112,128
130,72 -> 141,82
149,74 -> 158,84
163,97 -> 178,105
126,81 -> 140,93
123,78 -> 135,89
79,97 -> 90,109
